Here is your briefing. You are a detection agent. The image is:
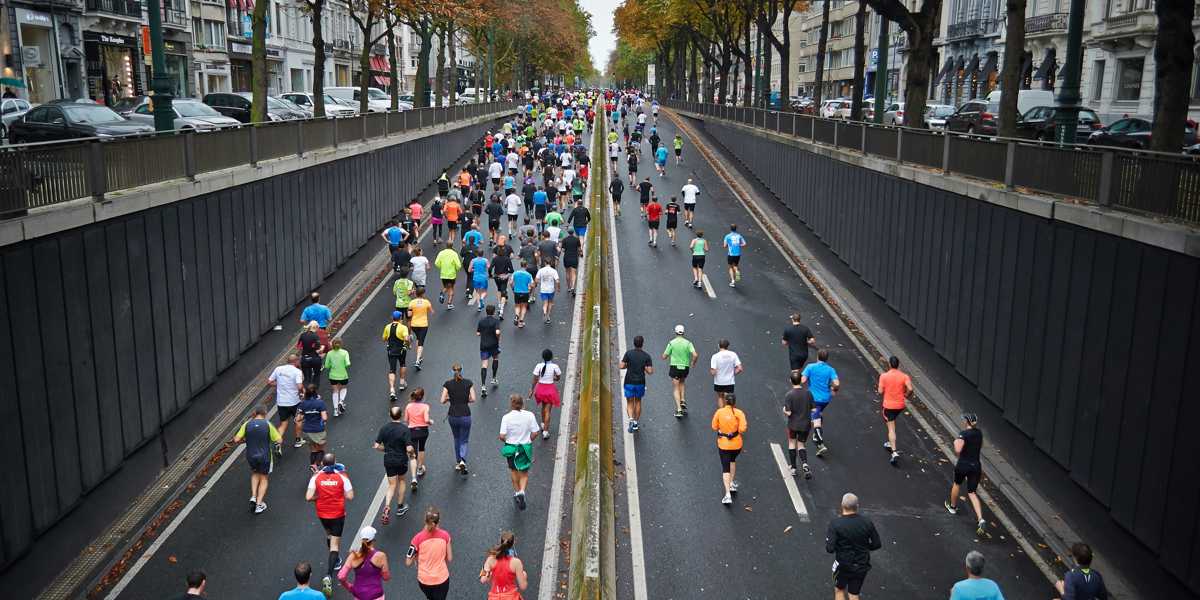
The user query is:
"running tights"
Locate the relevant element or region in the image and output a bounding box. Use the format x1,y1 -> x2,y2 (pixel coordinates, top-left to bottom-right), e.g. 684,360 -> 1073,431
432,222 -> 443,239
419,579 -> 450,600
448,415 -> 472,462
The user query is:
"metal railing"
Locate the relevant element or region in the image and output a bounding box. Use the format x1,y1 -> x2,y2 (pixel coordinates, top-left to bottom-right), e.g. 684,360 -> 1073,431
85,0 -> 141,17
665,100 -> 1200,226
1026,12 -> 1069,34
0,101 -> 514,218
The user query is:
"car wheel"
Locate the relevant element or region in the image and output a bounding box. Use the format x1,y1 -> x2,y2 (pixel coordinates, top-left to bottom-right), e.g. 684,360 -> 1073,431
966,125 -> 975,135
0,123 -> 7,141
1035,132 -> 1046,142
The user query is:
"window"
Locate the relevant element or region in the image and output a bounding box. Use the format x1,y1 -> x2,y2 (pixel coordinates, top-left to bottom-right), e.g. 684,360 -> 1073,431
1192,48 -> 1200,101
1115,57 -> 1143,101
193,17 -> 204,45
207,20 -> 227,49
1091,60 -> 1105,100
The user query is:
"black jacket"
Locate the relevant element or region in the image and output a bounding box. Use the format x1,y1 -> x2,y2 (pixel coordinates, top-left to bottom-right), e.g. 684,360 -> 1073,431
825,513 -> 881,574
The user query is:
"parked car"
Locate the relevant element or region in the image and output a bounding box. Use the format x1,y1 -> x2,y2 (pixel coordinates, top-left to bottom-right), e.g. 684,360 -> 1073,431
882,101 -> 905,125
0,97 -> 33,139
8,103 -> 154,144
1086,117 -> 1199,150
1014,105 -> 1103,142
202,92 -> 306,123
926,104 -> 956,129
126,98 -> 241,131
985,89 -> 1055,119
325,86 -> 401,112
944,99 -> 1000,135
111,95 -> 150,117
820,99 -> 851,119
280,92 -> 358,116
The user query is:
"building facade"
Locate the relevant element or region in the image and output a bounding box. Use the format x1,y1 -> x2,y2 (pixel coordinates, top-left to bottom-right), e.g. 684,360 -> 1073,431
2,0 -> 88,103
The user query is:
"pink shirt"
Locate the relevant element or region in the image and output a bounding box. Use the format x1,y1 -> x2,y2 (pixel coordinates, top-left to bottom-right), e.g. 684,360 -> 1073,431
409,527 -> 451,585
409,203 -> 423,220
405,402 -> 430,428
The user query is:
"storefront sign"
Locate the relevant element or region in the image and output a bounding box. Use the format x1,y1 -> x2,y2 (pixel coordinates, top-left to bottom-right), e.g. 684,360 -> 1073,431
98,34 -> 132,46
164,41 -> 185,54
19,10 -> 51,26
231,42 -> 252,55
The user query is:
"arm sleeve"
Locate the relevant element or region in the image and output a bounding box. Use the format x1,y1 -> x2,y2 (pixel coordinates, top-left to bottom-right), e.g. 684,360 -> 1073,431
235,422 -> 247,439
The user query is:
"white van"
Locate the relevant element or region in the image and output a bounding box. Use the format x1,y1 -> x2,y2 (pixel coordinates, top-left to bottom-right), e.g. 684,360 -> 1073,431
325,86 -> 393,112
985,89 -> 1055,118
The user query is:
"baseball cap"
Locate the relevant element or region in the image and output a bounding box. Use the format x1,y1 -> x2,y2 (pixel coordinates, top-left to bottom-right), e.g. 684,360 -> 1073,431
392,310 -> 403,320
359,526 -> 377,542
674,324 -> 685,335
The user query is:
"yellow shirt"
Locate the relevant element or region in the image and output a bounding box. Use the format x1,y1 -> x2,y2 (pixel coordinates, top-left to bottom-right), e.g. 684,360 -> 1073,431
409,298 -> 432,328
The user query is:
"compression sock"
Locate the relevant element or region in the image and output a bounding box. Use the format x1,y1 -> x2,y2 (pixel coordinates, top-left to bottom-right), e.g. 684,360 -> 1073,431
798,448 -> 808,463
481,368 -> 488,383
491,358 -> 499,379
813,427 -> 824,444
328,550 -> 339,577
788,448 -> 797,467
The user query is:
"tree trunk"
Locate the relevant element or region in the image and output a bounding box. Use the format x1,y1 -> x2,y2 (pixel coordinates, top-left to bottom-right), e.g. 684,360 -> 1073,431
414,22 -> 432,108
447,22 -> 457,105
761,26 -> 773,106
1151,0 -> 1196,152
250,0 -> 269,122
850,1 -> 868,120
741,16 -> 753,107
779,3 -> 792,106
310,0 -> 327,117
434,27 -> 446,108
689,40 -> 699,101
358,34 -> 372,114
387,16 -> 399,111
731,57 -> 740,104
814,0 -> 832,108
901,16 -> 936,128
675,34 -> 687,100
997,0 -> 1026,137
718,52 -> 732,103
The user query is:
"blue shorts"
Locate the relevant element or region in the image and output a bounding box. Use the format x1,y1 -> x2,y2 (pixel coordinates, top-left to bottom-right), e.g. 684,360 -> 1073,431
539,292 -> 555,302
481,349 -> 500,360
623,384 -> 646,399
810,401 -> 831,421
575,226 -> 587,237
656,158 -> 667,167
472,279 -> 488,291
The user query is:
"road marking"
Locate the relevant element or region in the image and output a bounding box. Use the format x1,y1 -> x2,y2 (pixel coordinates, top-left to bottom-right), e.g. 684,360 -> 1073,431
701,273 -> 716,298
769,443 -> 810,522
606,131 -> 649,600
348,475 -> 390,553
538,130 -> 595,600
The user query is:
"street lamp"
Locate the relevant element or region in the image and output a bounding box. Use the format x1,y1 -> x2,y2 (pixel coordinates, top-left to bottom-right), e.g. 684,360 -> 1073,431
1054,0 -> 1085,145
146,0 -> 174,132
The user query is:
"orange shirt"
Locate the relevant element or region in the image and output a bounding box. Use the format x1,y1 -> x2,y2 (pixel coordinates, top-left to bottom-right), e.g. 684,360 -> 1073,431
711,406 -> 747,450
410,527 -> 451,585
405,402 -> 431,428
444,201 -> 462,222
877,369 -> 912,410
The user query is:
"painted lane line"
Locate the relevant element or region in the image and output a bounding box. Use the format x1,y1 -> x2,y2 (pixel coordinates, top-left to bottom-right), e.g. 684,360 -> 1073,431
769,443 -> 810,522
701,273 -> 717,299
348,476 -> 390,553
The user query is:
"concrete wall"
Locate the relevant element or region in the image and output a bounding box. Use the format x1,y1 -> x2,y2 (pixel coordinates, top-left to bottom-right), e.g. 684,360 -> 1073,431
692,116 -> 1200,592
0,120 -> 491,568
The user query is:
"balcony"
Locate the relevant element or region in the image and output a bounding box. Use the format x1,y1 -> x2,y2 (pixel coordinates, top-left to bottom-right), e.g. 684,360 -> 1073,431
85,0 -> 141,18
1093,9 -> 1157,45
946,18 -> 1000,42
162,7 -> 189,29
1025,12 -> 1068,36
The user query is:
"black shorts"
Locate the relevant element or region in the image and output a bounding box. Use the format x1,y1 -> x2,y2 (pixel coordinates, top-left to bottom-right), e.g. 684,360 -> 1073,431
514,292 -> 530,304
277,405 -> 298,422
491,177 -> 501,188
329,378 -> 349,386
684,203 -> 695,213
666,218 -> 678,230
668,365 -> 690,380
489,220 -> 500,231
441,277 -> 456,287
320,516 -> 346,538
882,408 -> 904,422
447,221 -> 460,231
508,214 -> 519,222
412,326 -> 428,345
954,464 -> 982,493
727,255 -> 741,266
410,427 -> 429,452
692,256 -> 706,269
834,569 -> 866,595
494,278 -> 510,297
713,384 -> 735,394
388,352 -> 407,371
788,354 -> 809,371
787,427 -> 810,442
535,205 -> 547,219
563,257 -> 579,269
718,448 -> 740,473
611,193 -> 622,203
639,197 -> 650,206
648,220 -> 660,230
674,147 -> 682,156
384,459 -> 408,477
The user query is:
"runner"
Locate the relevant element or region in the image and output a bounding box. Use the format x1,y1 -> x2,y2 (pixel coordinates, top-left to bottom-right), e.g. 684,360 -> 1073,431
433,241 -> 462,309
511,259 -> 534,328
279,562 -> 323,600
429,197 -> 445,244
488,157 -> 503,192
627,146 -> 639,186
404,388 -> 431,490
485,194 -> 505,245
381,220 -> 406,253
877,356 -> 914,467
406,507 -> 453,600
336,527 -> 390,600
504,189 -> 523,236
374,405 -> 414,526
532,185 -> 549,231
654,144 -> 669,177
568,198 -> 591,237
408,287 -> 433,370
664,196 -> 681,246
637,177 -> 654,219
535,259 -> 560,325
648,128 -> 661,155
444,196 -> 462,243
1055,543 -> 1109,600
521,173 -> 537,225
782,313 -> 816,372
619,335 -> 654,433
499,394 -> 541,510
268,353 -> 305,450
476,304 -> 502,395
489,244 -> 514,319
560,228 -> 582,295
825,493 -> 882,600
409,247 -> 430,290
609,174 -> 624,217
782,370 -> 815,479
382,311 -> 413,401
681,178 -> 700,228
945,413 -> 989,537
689,230 -> 709,289
458,166 -> 473,197
608,138 -> 620,169
440,363 -> 476,474
673,133 -> 684,165
801,349 -> 840,456
646,195 -> 662,247
296,384 -> 328,473
468,248 -> 490,312
722,224 -> 747,287
709,339 -> 743,407
711,393 -> 747,505
298,321 -> 326,388
306,453 -> 354,592
479,532 -> 529,597
233,405 -> 280,514
529,348 -> 562,441
662,325 -> 699,418
393,269 -> 415,318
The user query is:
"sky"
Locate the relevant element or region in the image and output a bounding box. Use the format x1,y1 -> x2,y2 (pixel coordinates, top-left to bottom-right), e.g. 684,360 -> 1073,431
580,0 -> 619,75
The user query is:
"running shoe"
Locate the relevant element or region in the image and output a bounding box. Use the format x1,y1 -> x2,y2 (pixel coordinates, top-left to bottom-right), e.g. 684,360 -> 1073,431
332,404 -> 339,418
416,465 -> 426,477
414,359 -> 423,370
721,493 -> 732,505
729,481 -> 740,493
545,317 -> 551,324
389,393 -> 398,403
491,378 -> 499,387
883,441 -> 892,450
976,520 -> 988,536
632,420 -> 640,431
944,501 -> 958,515
802,464 -> 812,480
542,430 -> 551,440
460,462 -> 469,475
398,380 -> 407,391
322,576 -> 333,597
478,301 -> 484,312
628,421 -> 635,434
447,303 -> 455,310
728,281 -> 735,288
438,291 -> 445,304
396,503 -> 410,516
516,492 -> 527,510
674,409 -> 683,418
789,466 -> 797,476
816,444 -> 828,457
294,438 -> 305,448
255,502 -> 267,514
380,505 -> 391,526
249,497 -> 257,513
890,452 -> 899,467
410,478 -> 419,492
481,388 -> 488,398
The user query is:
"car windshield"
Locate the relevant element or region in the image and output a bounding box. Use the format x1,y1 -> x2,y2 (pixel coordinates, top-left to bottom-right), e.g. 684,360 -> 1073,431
266,96 -> 291,109
986,102 -> 1000,113
111,97 -> 142,112
62,104 -> 125,124
1077,109 -> 1100,124
928,105 -> 955,117
367,89 -> 389,100
174,101 -> 222,118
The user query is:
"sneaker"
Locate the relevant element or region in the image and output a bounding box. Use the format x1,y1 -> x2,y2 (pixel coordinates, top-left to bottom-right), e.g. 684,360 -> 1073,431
438,291 -> 445,304
516,492 -> 527,510
491,378 -> 499,387
396,503 -> 410,516
883,441 -> 892,450
249,497 -> 257,513
674,409 -> 683,418
389,393 -> 398,403
790,466 -> 797,476
802,464 -> 812,479
721,493 -> 732,505
628,421 -> 636,434
545,317 -> 551,324
729,481 -> 740,493
414,359 -> 423,371
380,505 -> 391,525
410,478 -> 419,492
816,444 -> 828,457
481,388 -> 488,398
890,452 -> 899,466
339,401 -> 347,414
460,462 -> 469,475
632,420 -> 640,431
273,442 -> 282,459
255,502 -> 267,514
728,281 -> 735,288
456,460 -> 466,472
294,438 -> 305,448
542,430 -> 551,440
976,520 -> 988,536
447,303 -> 455,310
322,576 -> 333,597
416,465 -> 426,477
398,380 -> 407,391
478,302 -> 484,312
944,501 -> 958,515
648,239 -> 653,246
332,405 -> 340,418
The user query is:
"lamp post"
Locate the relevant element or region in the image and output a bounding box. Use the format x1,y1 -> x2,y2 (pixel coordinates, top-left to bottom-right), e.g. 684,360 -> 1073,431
873,16 -> 889,124
146,0 -> 174,132
1054,0 -> 1085,145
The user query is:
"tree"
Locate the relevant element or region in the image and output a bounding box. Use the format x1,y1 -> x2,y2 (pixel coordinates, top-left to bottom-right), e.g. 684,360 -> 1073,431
760,1 -> 807,109
997,0 -> 1026,137
864,0 -> 942,128
434,26 -> 446,107
299,0 -> 329,117
385,6 -> 400,110
813,0 -> 831,108
348,0 -> 391,114
250,0 -> 269,122
850,1 -> 868,120
1151,0 -> 1196,152
396,3 -> 435,107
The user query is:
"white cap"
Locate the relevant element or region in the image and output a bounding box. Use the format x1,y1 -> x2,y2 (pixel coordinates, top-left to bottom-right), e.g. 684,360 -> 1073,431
674,324 -> 685,335
359,526 -> 377,542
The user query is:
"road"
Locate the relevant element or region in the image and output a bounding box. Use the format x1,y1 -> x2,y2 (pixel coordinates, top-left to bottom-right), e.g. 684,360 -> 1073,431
609,112 -> 1055,599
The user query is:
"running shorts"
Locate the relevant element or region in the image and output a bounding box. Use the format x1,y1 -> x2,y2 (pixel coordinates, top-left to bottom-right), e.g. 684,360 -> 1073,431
320,516 -> 346,538
727,255 -> 741,266
563,256 -> 579,269
786,427 -> 810,442
514,292 -> 530,304
834,568 -> 866,595
666,217 -> 678,230
473,278 -> 489,291
684,202 -> 696,213
277,404 -> 298,422
954,464 -> 982,493
412,326 -> 428,345
384,458 -> 408,477
648,220 -> 660,230
575,226 -> 587,237
494,277 -> 510,297
882,407 -> 904,422
248,456 -> 273,475
623,383 -> 646,399
328,378 -> 349,386
668,365 -> 690,380
448,221 -> 460,231
441,277 -> 456,286
718,448 -> 741,473
480,348 -> 500,360
539,292 -> 554,302
675,147 -> 682,156
489,220 -> 500,231
388,352 -> 407,371
691,255 -> 706,269
639,196 -> 650,205
302,430 -> 327,445
713,383 -> 735,394
788,353 -> 809,371
409,427 -> 429,452
810,401 -> 830,421
508,214 -> 519,222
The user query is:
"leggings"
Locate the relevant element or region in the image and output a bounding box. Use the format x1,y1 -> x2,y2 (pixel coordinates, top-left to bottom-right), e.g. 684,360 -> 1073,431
448,415 -> 472,462
300,356 -> 322,387
419,579 -> 450,600
431,221 -> 443,239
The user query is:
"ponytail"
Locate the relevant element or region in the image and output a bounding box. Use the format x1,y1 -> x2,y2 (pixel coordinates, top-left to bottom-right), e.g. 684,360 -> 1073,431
451,362 -> 463,382
489,531 -> 516,558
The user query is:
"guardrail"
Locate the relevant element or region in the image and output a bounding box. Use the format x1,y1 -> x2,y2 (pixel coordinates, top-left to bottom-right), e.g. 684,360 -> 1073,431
665,100 -> 1200,226
0,101 -> 515,218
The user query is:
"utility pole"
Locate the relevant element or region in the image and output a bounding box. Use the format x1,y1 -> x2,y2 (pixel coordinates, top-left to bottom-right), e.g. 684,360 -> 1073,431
487,27 -> 494,98
873,15 -> 889,124
146,0 -> 175,132
1054,0 -> 1085,145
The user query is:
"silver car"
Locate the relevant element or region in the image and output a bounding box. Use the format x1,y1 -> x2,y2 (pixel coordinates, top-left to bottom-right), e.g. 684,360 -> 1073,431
0,97 -> 33,140
280,92 -> 358,116
925,104 -> 956,129
127,98 -> 241,131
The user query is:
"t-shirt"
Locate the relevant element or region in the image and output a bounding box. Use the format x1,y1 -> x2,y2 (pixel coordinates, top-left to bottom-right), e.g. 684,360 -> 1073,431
470,257 -> 490,282
536,266 -> 559,293
490,254 -> 514,279
655,147 -> 669,163
711,406 -> 747,450
323,348 -> 351,381
393,277 -> 414,309
300,303 -> 332,328
681,183 -> 699,204
307,470 -> 352,519
784,387 -> 814,431
505,194 -> 523,215
486,201 -> 504,222
477,315 -> 501,350
1060,567 -> 1107,600
237,417 -> 280,464
782,324 -> 813,358
561,235 -> 582,260
499,409 -> 541,444
444,202 -> 462,222
512,269 -> 534,294
569,207 -> 591,227
533,190 -> 548,205
545,225 -> 562,241
638,181 -> 653,201
801,361 -> 838,403
375,421 -> 412,463
690,238 -> 707,256
877,369 -> 912,410
710,350 -> 741,385
663,337 -> 696,368
409,256 -> 430,284
405,401 -> 431,428
409,528 -> 452,586
488,161 -> 502,179
463,230 -> 484,249
949,577 -> 1005,600
621,349 -> 653,385
665,202 -> 680,222
384,225 -> 405,246
409,298 -> 432,328
382,321 -> 410,355
545,211 -> 564,227
646,202 -> 662,221
533,361 -> 562,384
443,378 -> 473,417
723,232 -> 745,256
279,586 -> 326,600
957,428 -> 984,468
298,396 -> 326,433
298,331 -> 322,358
434,249 -> 462,279
269,364 -> 304,407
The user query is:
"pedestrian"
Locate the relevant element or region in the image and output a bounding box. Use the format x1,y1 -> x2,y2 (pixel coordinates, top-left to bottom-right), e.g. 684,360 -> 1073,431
825,492 -> 882,600
234,405 -> 280,514
945,413 -> 989,536
711,393 -> 747,505
469,248 -> 490,312
877,356 -> 914,466
374,405 -> 414,525
479,531 -> 529,598
409,197 -> 424,234
783,370 -> 815,479
440,363 -> 476,474
569,197 -> 591,237
429,197 -> 445,244
337,527 -> 391,600
530,348 -> 562,441
801,348 -> 840,456
637,176 -> 653,219
477,304 -> 502,395
394,268 -> 416,318
782,313 -> 816,372
306,453 -> 354,591
535,259 -> 560,325
172,570 -> 207,600
296,384 -> 328,473
646,195 -> 662,247
408,286 -> 433,370
619,335 -> 654,433
512,259 -> 534,328
382,311 -> 413,401
681,179 -> 699,228
689,230 -> 709,289
655,144 -> 669,176
297,321 -> 327,388
268,353 -> 305,450
505,188 -> 523,236
404,388 -> 431,489
444,196 -> 463,244
278,561 -> 323,600
609,175 -> 624,217
407,507 -> 453,600
723,224 -> 746,287
486,193 -> 505,245
381,220 -> 406,252
433,241 -> 461,309
320,338 -> 350,417
1054,543 -> 1108,600
301,291 -> 333,329
664,196 -> 681,246
949,551 -> 1004,600
561,228 -> 582,295
673,134 -> 684,165
662,324 -> 698,418
499,394 -> 541,510
709,339 -> 743,407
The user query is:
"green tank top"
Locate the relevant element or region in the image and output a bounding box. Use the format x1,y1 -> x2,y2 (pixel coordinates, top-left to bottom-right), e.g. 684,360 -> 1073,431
691,239 -> 706,256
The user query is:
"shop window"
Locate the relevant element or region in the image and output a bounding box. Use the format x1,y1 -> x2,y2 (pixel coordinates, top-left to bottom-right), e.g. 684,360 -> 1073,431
1193,47 -> 1200,101
1115,57 -> 1143,101
1092,60 -> 1105,101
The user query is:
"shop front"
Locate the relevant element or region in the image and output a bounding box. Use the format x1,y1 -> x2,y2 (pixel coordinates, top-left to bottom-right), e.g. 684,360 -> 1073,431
14,7 -> 61,103
228,42 -> 284,95
85,31 -> 142,106
141,29 -> 190,98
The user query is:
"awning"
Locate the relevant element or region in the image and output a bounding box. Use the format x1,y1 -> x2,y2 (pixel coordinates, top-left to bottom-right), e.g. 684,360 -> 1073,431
373,74 -> 391,87
933,57 -> 954,85
1033,47 -> 1056,81
0,77 -> 25,89
981,51 -> 998,77
966,53 -> 980,78
954,55 -> 965,83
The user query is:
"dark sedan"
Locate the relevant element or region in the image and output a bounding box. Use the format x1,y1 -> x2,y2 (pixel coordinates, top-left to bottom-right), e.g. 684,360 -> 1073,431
8,103 -> 154,144
943,99 -> 1000,136
1014,105 -> 1103,143
1086,117 -> 1199,150
203,92 -> 307,123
